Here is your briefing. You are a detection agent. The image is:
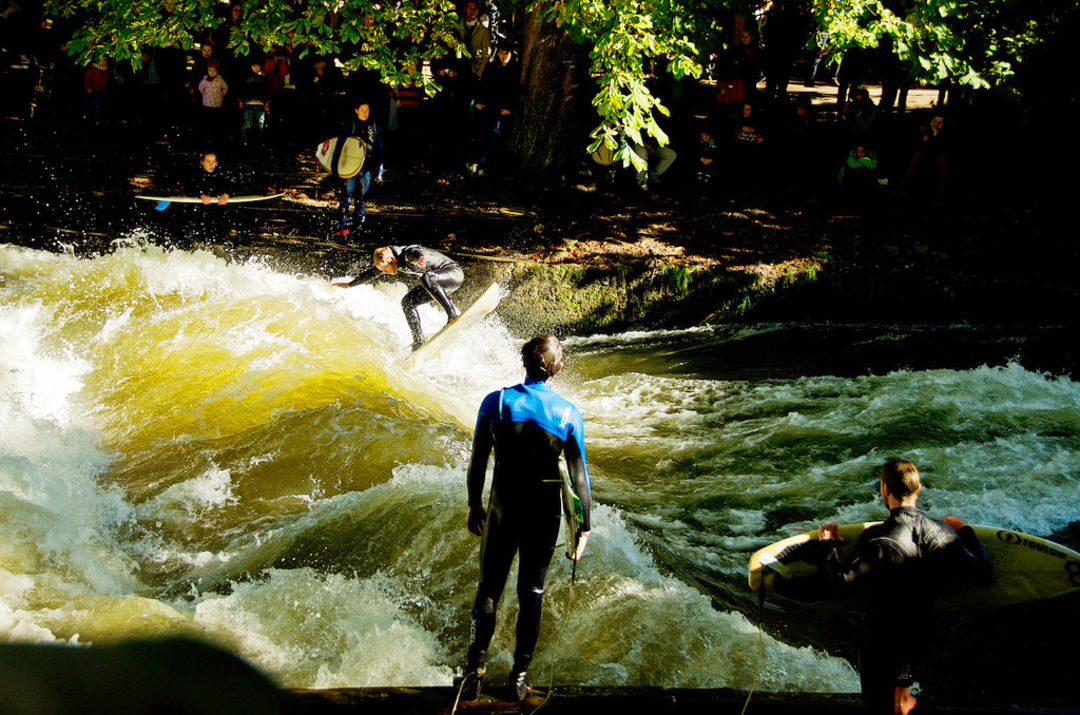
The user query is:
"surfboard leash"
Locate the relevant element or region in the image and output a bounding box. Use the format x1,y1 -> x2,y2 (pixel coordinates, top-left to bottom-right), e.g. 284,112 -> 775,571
739,584 -> 769,715
528,562 -> 578,715
450,671 -> 475,715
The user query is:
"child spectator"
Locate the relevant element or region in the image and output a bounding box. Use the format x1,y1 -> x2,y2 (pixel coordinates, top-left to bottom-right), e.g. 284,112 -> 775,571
197,58 -> 229,139
694,124 -> 720,189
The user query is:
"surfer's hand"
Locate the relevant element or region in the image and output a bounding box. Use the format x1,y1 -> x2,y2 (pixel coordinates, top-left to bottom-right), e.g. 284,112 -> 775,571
941,515 -> 968,531
818,522 -> 844,542
218,194 -> 229,205
200,195 -> 213,205
467,506 -> 486,536
571,531 -> 590,561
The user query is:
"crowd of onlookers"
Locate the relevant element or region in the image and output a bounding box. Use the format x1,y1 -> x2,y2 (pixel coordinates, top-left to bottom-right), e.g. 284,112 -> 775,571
0,0 -> 1045,216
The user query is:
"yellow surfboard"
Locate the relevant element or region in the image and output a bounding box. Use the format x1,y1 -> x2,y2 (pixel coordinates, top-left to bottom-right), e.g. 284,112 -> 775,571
404,282 -> 501,367
748,522 -> 1080,612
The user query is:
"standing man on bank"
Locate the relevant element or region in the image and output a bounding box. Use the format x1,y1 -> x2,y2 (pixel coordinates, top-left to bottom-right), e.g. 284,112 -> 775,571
818,460 -> 991,714
458,334 -> 592,701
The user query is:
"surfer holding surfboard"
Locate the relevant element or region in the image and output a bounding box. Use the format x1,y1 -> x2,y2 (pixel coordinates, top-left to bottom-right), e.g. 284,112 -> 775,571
815,460 -> 991,715
333,245 -> 462,351
330,98 -> 382,237
456,335 -> 592,703
196,151 -> 230,205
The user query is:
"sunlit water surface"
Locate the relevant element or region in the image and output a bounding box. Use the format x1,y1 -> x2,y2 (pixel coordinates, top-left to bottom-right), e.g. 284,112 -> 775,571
3,242 -> 1078,697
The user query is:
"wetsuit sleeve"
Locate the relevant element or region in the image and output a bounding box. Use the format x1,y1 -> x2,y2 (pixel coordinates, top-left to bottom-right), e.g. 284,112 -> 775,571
346,264 -> 381,286
563,406 -> 592,532
820,532 -> 884,597
948,525 -> 992,587
467,391 -> 499,510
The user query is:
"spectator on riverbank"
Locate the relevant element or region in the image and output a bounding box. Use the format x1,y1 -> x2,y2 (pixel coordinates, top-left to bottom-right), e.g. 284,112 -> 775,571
631,137 -> 677,193
903,112 -> 951,201
837,142 -> 882,202
83,55 -> 110,124
694,123 -> 720,190
724,101 -> 769,190
197,59 -> 229,140
715,28 -> 762,106
386,68 -> 426,173
841,86 -> 877,140
469,44 -> 520,175
333,98 -> 382,237
236,60 -> 269,149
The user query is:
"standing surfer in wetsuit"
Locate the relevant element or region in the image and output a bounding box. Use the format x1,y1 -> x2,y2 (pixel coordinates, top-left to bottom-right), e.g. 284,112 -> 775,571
457,334 -> 592,702
333,98 -> 382,238
332,245 -> 461,350
817,460 -> 991,714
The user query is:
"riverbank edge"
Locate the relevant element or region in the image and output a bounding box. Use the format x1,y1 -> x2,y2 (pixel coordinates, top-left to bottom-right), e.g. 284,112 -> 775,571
434,247 -> 1078,337
286,686 -> 1074,713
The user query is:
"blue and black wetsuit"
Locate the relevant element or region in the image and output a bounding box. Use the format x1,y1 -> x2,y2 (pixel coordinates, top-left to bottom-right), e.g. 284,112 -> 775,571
465,377 -> 592,676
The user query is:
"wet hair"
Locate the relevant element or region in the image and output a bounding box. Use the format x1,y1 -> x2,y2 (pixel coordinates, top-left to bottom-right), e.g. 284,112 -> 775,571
372,246 -> 394,267
521,334 -> 563,380
880,459 -> 921,499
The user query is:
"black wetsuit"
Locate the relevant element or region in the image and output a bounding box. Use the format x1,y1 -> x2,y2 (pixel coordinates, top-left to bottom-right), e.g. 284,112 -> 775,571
465,378 -> 592,678
821,506 -> 991,713
347,245 -> 462,348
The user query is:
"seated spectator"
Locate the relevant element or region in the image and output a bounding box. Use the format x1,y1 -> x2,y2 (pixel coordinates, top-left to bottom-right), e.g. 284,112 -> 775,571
837,142 -> 882,201
630,137 -> 677,193
694,123 -> 720,189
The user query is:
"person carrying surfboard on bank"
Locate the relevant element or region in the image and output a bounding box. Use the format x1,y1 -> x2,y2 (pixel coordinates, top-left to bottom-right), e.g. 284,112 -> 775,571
455,334 -> 592,703
332,245 -> 461,351
817,460 -> 991,715
332,98 -> 382,238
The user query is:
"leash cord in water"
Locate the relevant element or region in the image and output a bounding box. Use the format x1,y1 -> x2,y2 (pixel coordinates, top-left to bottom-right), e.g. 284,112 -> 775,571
739,585 -> 768,715
528,550 -> 579,715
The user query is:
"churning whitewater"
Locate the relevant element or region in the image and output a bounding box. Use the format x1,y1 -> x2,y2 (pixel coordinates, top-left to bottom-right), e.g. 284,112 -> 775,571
3,242 -> 1079,691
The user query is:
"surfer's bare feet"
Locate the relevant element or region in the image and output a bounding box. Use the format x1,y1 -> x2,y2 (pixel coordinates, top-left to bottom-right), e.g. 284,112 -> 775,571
894,686 -> 917,714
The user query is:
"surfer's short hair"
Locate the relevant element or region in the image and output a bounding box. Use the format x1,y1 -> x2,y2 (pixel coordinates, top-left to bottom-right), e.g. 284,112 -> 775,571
522,334 -> 563,380
881,459 -> 921,499
373,246 -> 394,268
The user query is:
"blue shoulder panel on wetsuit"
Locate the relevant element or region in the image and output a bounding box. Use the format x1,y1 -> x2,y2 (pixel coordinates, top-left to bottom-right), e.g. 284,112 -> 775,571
491,379 -> 589,479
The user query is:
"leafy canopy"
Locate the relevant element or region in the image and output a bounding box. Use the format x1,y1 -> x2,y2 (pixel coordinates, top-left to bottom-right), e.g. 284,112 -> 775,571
47,0 -> 1059,165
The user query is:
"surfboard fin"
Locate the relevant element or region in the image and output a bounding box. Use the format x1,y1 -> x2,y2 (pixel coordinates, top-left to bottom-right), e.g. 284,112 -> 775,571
154,200 -> 172,211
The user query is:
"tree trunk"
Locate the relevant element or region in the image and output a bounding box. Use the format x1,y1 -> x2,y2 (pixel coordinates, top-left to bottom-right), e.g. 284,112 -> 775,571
511,9 -> 592,182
